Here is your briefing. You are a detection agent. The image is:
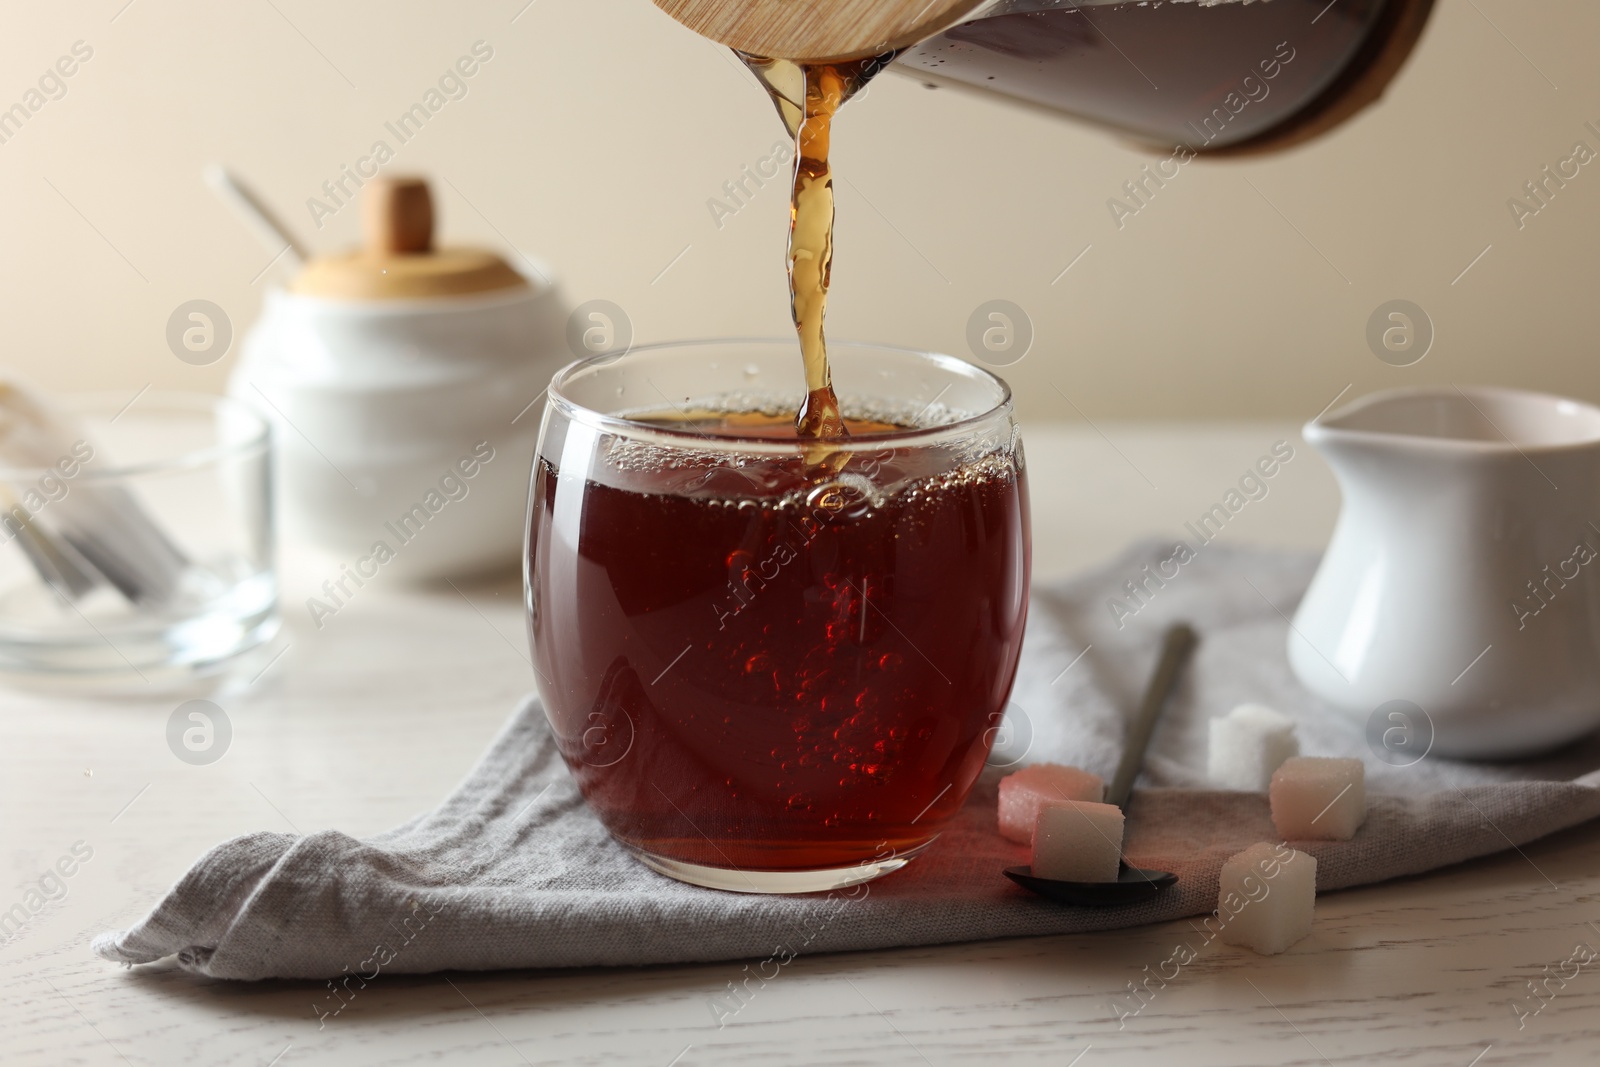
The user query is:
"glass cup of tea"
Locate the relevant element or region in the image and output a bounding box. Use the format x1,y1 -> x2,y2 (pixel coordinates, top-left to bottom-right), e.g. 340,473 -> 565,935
527,340 -> 1030,893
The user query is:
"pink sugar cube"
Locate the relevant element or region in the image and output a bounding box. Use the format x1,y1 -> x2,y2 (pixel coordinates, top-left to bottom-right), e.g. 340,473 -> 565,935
1270,757 -> 1367,841
998,763 -> 1106,844
1033,800 -> 1124,882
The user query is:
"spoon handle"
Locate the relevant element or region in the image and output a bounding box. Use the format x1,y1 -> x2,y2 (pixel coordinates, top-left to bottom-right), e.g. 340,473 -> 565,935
203,165 -> 307,270
1105,622 -> 1198,810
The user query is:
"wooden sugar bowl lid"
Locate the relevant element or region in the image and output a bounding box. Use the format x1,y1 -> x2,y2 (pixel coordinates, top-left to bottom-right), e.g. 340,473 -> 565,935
291,177 -> 528,300
653,0 -> 991,62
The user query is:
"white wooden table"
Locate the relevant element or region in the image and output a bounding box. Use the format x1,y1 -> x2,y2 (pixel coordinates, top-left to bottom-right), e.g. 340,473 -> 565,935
3,422 -> 1597,1066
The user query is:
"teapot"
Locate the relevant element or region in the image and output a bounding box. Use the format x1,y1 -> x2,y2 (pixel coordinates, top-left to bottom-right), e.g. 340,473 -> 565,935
1290,387 -> 1600,759
653,0 -> 1436,154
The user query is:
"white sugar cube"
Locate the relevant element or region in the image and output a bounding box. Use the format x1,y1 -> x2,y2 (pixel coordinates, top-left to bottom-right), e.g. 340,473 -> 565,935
1207,703 -> 1300,791
1217,842 -> 1316,955
1270,757 -> 1366,841
1032,800 -> 1124,882
998,763 -> 1106,844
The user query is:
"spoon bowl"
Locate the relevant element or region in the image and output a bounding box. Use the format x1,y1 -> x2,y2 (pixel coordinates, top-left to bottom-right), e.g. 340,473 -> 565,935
1004,863 -> 1178,907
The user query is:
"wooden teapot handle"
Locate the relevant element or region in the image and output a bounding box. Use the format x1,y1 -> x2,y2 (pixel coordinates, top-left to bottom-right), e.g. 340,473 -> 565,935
652,0 -> 991,61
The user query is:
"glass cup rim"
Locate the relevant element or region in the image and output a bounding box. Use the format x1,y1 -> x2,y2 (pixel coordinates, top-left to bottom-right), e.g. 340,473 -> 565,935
546,337 -> 1015,455
0,389 -> 271,482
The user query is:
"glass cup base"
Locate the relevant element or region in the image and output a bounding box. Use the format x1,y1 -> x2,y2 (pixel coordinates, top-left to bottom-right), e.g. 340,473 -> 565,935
628,838 -> 937,894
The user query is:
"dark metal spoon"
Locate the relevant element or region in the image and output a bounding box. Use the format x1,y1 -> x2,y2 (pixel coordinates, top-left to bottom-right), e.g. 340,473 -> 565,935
1004,621 -> 1198,906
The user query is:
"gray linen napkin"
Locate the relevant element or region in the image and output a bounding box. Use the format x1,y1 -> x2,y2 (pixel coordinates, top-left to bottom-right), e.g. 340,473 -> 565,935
94,542 -> 1600,982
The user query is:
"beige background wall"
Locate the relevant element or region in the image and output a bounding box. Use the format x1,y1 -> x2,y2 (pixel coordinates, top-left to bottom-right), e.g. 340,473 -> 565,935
1,0 -> 1595,421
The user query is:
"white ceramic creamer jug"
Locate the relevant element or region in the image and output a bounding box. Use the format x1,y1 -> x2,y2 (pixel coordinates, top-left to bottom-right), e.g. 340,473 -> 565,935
1290,386 -> 1600,759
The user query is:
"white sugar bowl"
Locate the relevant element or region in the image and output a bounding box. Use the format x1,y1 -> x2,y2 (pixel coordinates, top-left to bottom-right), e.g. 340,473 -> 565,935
228,177 -> 568,581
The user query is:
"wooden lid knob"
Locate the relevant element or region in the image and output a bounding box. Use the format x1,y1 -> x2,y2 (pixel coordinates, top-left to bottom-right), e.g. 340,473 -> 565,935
290,176 -> 529,300
653,0 -> 990,62
362,177 -> 434,256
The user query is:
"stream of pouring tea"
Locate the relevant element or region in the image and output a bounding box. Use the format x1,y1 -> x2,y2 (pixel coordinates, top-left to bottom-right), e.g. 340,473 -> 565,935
742,54 -> 896,442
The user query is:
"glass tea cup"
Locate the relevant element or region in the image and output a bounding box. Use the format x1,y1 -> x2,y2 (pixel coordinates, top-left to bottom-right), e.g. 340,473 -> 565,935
526,340 -> 1029,892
